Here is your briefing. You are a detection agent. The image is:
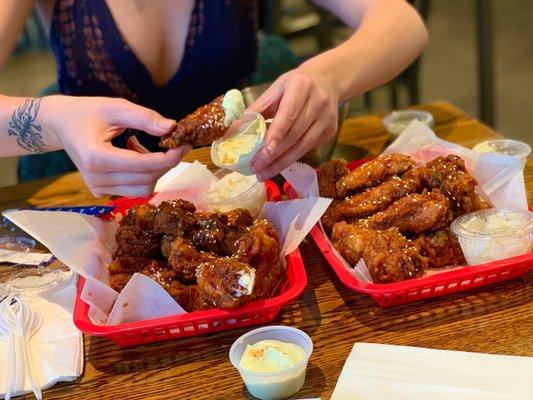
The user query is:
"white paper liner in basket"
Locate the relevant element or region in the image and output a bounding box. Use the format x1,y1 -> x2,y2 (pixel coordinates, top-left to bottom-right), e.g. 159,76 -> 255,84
3,161 -> 331,325
282,120 -> 529,283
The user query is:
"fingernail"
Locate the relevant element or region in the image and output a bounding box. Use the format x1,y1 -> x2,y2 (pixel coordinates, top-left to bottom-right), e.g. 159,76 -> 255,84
266,140 -> 277,156
157,118 -> 175,130
256,173 -> 265,181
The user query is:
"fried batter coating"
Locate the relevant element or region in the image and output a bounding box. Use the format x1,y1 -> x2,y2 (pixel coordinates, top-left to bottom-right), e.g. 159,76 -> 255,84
159,95 -> 227,148
234,220 -> 284,299
336,168 -> 422,220
336,154 -> 415,197
140,260 -> 191,304
421,155 -> 491,216
167,237 -> 213,282
152,199 -> 197,236
115,204 -> 161,259
331,221 -> 368,264
415,229 -> 466,268
318,159 -> 349,198
363,190 -> 452,234
332,223 -> 427,283
195,258 -> 256,308
321,199 -> 342,235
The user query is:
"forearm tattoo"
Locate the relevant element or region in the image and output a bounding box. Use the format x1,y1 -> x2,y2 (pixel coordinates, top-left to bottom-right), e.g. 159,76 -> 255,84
7,98 -> 46,153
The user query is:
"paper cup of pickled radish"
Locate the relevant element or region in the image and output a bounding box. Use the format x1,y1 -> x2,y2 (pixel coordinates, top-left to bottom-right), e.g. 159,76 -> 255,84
211,111 -> 267,176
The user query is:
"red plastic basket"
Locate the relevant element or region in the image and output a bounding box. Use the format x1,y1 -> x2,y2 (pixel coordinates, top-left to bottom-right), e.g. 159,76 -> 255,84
73,181 -> 308,346
284,158 -> 533,307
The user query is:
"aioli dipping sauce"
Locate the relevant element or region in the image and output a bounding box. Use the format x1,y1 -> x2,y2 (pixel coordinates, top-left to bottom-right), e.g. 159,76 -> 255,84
451,208 -> 533,265
229,326 -> 313,400
473,139 -> 531,161
211,111 -> 267,176
239,340 -> 306,373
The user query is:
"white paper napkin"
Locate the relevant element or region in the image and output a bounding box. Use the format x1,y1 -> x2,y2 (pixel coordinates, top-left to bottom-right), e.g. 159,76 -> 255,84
331,343 -> 533,400
0,276 -> 83,398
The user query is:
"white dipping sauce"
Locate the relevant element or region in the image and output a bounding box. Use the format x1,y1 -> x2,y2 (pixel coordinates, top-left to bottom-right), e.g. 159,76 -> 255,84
451,209 -> 532,265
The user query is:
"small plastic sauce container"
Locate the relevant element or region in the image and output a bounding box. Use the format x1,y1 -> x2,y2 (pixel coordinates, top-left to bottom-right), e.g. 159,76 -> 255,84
382,110 -> 434,138
473,139 -> 531,161
451,208 -> 533,265
229,325 -> 313,400
205,169 -> 267,218
211,111 -> 266,176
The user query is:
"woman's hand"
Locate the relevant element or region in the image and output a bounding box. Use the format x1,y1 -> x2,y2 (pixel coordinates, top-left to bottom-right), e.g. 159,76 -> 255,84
248,65 -> 339,181
44,96 -> 190,197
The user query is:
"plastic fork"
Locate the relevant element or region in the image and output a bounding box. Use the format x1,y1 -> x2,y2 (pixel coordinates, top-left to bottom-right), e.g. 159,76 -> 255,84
1,297 -> 43,400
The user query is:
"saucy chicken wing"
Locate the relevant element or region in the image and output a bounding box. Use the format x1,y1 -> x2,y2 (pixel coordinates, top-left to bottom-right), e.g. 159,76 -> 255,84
115,204 -> 161,259
421,155 -> 491,216
363,190 -> 452,234
167,237 -> 213,282
152,199 -> 197,236
159,95 -> 227,148
196,258 -> 256,308
318,159 -> 349,198
234,219 -> 284,299
415,229 -> 466,268
336,154 -> 415,197
336,168 -> 423,220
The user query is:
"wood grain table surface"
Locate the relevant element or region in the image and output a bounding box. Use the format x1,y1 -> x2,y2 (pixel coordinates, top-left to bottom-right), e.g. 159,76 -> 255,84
1,102 -> 531,400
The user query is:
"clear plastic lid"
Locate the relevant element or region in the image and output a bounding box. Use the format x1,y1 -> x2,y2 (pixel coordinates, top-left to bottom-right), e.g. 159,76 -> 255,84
473,139 -> 531,160
451,208 -> 533,239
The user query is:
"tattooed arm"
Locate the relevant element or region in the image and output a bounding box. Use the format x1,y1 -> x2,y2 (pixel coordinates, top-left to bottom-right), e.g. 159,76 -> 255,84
0,94 -> 191,196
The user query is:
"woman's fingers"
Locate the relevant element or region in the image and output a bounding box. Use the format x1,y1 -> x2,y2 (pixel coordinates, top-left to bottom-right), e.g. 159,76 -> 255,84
82,145 -> 191,173
91,184 -> 155,198
256,113 -> 337,181
251,92 -> 323,173
105,99 -> 176,136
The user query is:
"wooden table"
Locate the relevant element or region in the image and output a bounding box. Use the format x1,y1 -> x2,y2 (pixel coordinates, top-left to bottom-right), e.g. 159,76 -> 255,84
1,103 -> 531,400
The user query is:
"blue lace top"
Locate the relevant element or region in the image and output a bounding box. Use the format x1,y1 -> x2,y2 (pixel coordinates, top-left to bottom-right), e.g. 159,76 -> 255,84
49,0 -> 258,150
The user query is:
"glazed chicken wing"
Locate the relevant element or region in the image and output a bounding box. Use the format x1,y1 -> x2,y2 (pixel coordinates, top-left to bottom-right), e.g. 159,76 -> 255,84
336,154 -> 415,197
415,229 -> 466,268
167,237 -> 213,282
196,258 -> 256,308
152,199 -> 197,236
363,190 -> 452,234
159,95 -> 227,148
318,159 -> 349,198
115,204 -> 161,259
336,168 -> 423,220
234,220 -> 284,299
140,260 -> 190,305
421,155 -> 490,216
332,223 -> 427,283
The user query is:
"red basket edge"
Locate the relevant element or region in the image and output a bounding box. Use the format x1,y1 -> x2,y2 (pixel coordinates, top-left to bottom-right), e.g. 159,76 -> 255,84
73,180 -> 305,337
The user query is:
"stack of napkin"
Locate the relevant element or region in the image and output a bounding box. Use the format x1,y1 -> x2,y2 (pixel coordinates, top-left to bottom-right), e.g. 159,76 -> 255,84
331,343 -> 532,400
0,276 -> 83,398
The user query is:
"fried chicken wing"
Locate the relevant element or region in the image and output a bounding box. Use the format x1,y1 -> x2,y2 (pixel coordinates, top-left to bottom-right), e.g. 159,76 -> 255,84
336,168 -> 423,220
167,237 -> 213,282
361,227 -> 427,283
152,199 -> 197,236
364,190 -> 452,234
318,159 -> 349,198
234,220 -> 284,299
421,155 -> 491,216
336,154 -> 415,197
159,95 -> 227,148
115,204 -> 161,259
321,199 -> 342,235
196,258 -> 256,308
415,229 -> 466,268
331,221 -> 369,264
332,222 -> 427,283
